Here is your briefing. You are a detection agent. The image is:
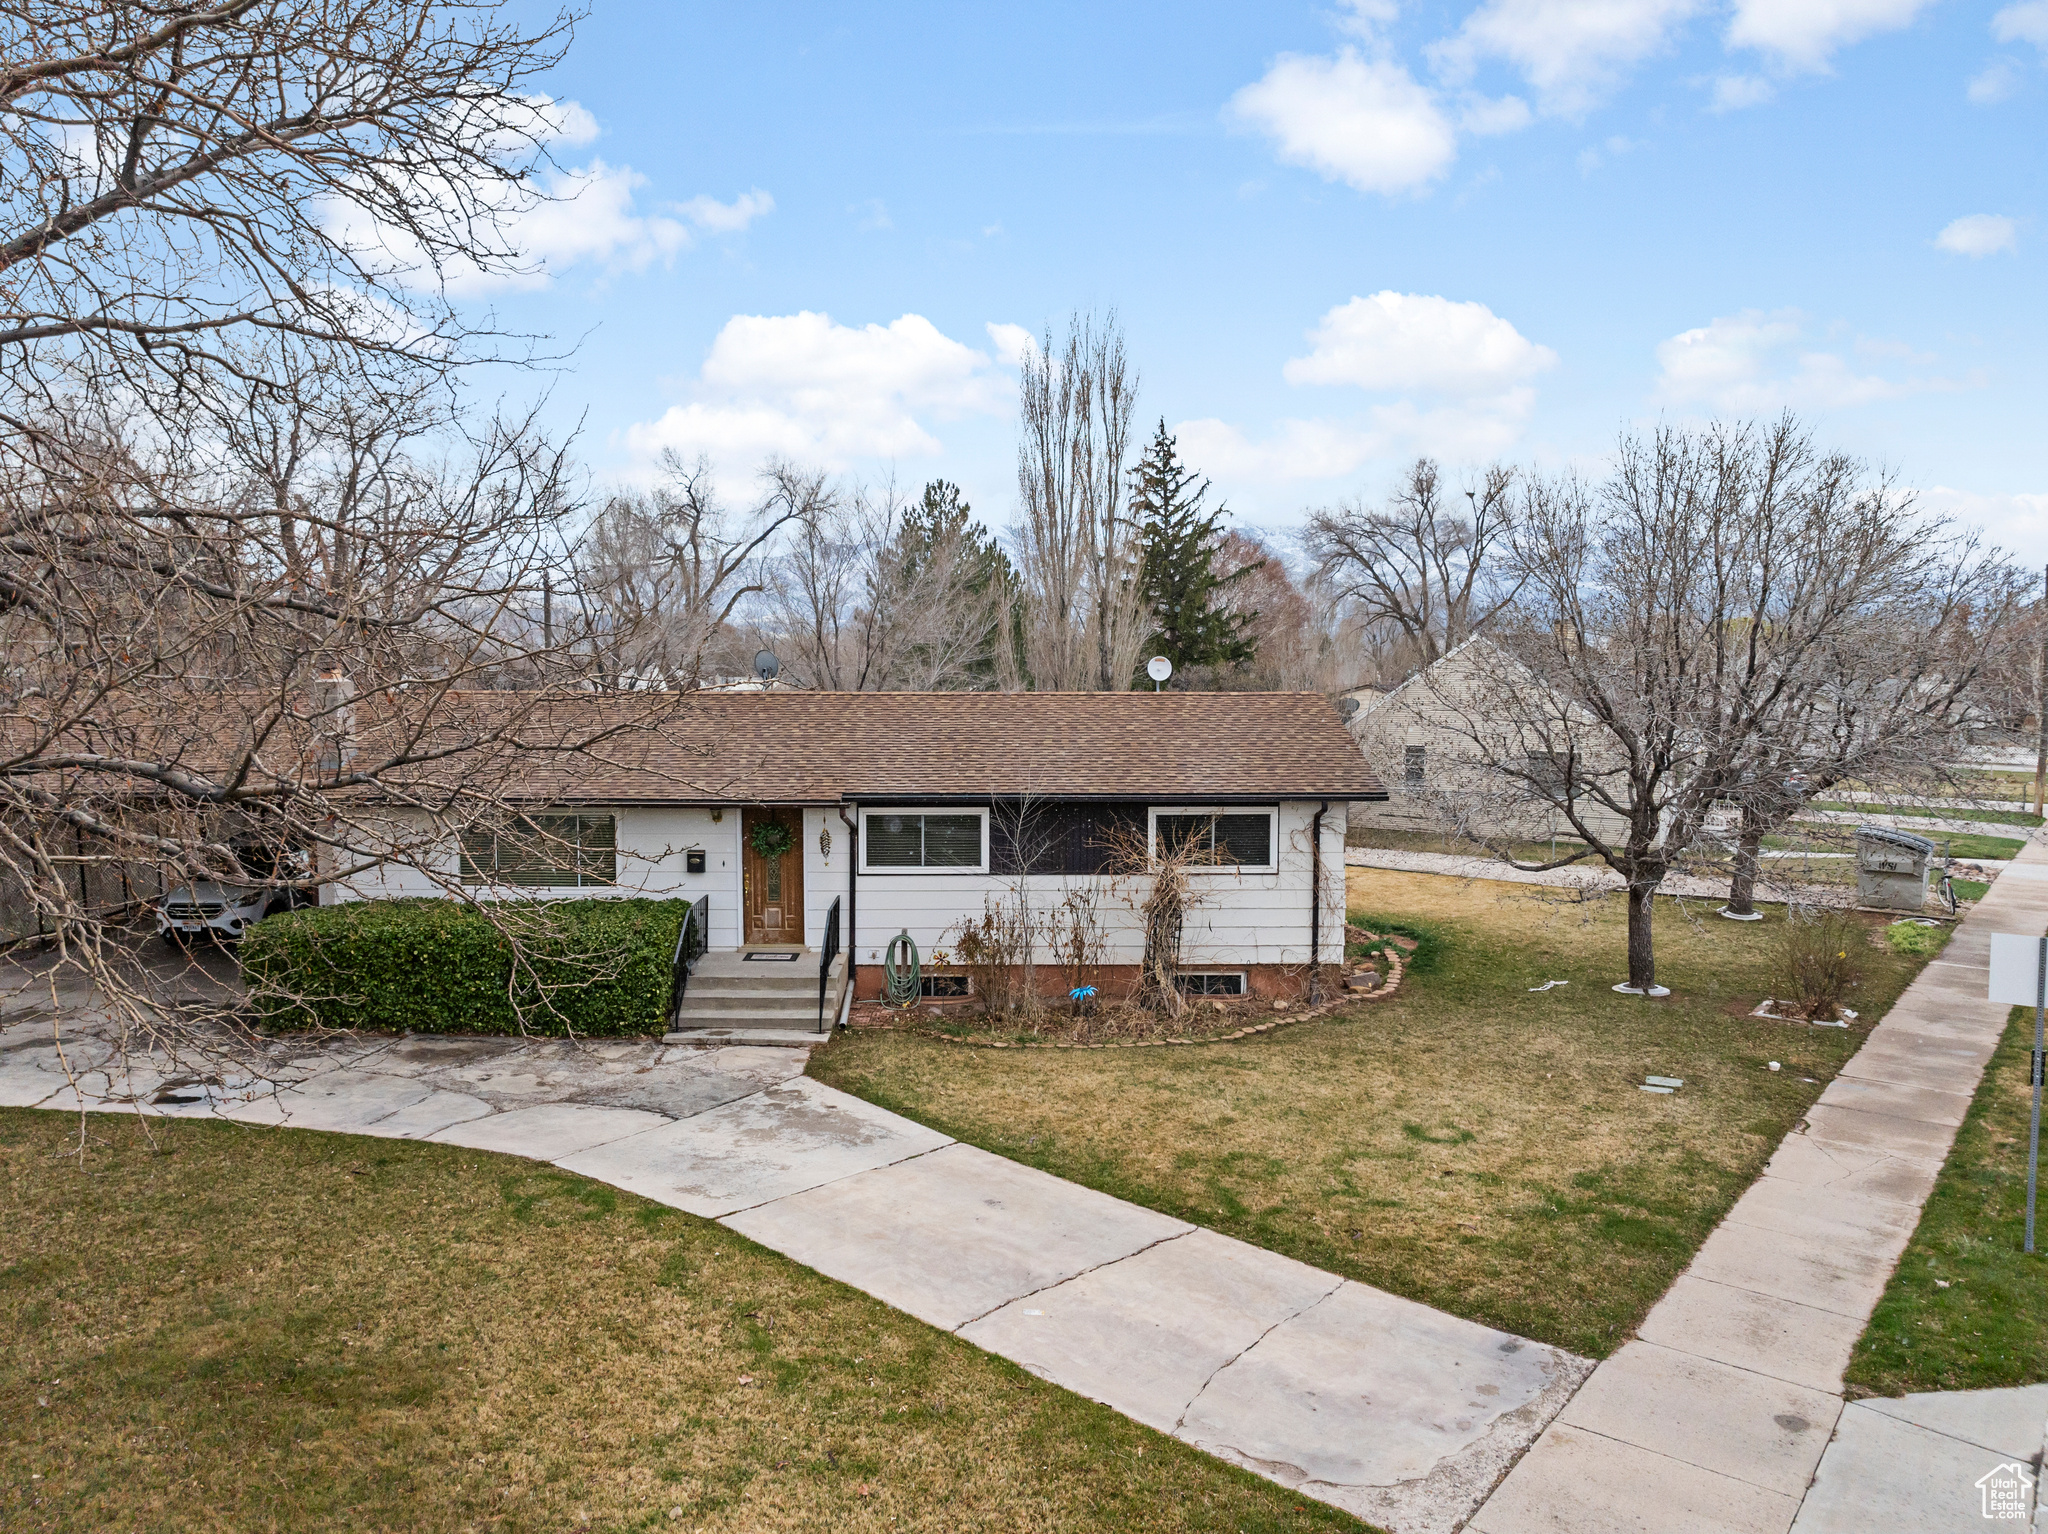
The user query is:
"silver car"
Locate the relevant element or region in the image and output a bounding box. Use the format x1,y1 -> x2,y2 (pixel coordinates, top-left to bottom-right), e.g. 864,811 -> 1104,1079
157,882 -> 278,944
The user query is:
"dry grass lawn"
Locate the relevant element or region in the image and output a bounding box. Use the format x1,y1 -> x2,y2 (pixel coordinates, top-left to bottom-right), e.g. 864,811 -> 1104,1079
0,1108 -> 1371,1534
809,869 -> 1934,1359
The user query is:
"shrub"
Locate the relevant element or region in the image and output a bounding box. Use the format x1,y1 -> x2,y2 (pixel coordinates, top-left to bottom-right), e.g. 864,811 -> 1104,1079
1885,920 -> 1950,958
242,897 -> 691,1036
1777,909 -> 1866,1021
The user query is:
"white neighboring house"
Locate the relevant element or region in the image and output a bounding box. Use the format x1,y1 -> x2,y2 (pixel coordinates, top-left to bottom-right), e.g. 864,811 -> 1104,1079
329,690 -> 1384,1007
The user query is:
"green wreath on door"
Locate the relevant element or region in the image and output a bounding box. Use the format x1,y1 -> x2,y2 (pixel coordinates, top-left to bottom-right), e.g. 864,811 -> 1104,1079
747,821 -> 796,861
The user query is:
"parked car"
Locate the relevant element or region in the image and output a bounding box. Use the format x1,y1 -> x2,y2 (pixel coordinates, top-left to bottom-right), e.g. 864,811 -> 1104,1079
157,882 -> 280,945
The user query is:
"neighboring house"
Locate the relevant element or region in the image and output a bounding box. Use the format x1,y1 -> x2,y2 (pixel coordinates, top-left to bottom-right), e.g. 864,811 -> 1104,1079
332,691 -> 1382,1010
1344,641 -> 1626,843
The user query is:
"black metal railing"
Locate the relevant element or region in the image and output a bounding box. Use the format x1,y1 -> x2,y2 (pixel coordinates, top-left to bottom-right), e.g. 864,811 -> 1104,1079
668,895 -> 709,1027
817,895 -> 842,1032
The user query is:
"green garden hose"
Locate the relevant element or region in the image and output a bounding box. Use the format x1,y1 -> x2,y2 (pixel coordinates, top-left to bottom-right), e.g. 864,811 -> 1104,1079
882,929 -> 920,1008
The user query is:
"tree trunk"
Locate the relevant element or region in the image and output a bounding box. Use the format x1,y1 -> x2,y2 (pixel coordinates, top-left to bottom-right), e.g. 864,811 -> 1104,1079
1726,806 -> 1764,916
1627,882 -> 1657,991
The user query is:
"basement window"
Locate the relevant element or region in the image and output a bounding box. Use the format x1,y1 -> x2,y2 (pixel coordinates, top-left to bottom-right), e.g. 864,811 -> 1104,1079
1174,972 -> 1246,996
920,974 -> 972,999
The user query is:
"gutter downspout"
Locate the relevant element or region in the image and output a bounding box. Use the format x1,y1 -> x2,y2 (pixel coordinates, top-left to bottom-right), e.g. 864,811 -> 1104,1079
1309,800 -> 1329,1004
838,803 -> 858,1014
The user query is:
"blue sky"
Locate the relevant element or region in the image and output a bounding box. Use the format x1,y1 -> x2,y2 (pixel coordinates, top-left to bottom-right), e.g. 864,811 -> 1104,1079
472,1 -> 2045,556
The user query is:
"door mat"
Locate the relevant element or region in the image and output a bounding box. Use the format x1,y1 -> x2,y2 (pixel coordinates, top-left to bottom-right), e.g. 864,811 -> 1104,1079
743,951 -> 800,962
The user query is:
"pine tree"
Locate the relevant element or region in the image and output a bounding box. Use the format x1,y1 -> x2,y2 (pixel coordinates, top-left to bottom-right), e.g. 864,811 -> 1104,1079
894,480 -> 1017,685
1130,420 -> 1259,680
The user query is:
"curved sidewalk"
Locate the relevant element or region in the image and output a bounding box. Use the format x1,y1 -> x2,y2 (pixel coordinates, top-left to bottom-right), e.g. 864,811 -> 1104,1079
1,1014 -> 1587,1534
1470,840 -> 2048,1534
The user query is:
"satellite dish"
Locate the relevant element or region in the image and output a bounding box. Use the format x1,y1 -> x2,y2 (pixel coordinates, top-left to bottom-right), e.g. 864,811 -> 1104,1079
1338,697 -> 1360,719
1146,655 -> 1172,684
753,649 -> 780,682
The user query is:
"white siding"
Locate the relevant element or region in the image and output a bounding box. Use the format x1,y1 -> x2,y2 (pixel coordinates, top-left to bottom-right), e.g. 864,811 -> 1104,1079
327,798 -> 1346,966
850,799 -> 1348,968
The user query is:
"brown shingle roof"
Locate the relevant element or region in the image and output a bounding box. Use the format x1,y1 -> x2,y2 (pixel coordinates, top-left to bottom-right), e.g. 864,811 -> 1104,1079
511,690 -> 1384,805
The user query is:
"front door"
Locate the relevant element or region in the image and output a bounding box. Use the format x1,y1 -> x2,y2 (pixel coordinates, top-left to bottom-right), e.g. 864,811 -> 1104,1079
741,807 -> 804,945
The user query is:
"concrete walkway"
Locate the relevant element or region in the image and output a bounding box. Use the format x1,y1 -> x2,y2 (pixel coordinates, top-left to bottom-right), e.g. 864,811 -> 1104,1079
1791,1385 -> 2045,1533
0,1011 -> 1589,1534
1470,840 -> 2048,1534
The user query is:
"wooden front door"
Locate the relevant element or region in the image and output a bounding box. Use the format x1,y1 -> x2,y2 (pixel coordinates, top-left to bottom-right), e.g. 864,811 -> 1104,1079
741,807 -> 804,945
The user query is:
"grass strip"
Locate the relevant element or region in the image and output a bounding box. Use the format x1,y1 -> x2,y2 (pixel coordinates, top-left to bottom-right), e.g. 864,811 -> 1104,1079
1845,1005 -> 2048,1397
1811,802 -> 2044,830
0,1108 -> 1372,1534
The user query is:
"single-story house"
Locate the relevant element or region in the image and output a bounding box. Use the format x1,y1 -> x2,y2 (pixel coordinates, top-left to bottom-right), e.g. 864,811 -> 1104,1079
1344,640 -> 1627,844
329,690 -> 1382,1012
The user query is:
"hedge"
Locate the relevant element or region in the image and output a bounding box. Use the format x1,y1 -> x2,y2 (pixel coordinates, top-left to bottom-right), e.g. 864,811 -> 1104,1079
241,897 -> 691,1037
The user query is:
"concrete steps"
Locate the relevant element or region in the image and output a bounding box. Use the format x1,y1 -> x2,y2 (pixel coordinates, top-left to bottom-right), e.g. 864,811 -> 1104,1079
670,949 -> 844,1035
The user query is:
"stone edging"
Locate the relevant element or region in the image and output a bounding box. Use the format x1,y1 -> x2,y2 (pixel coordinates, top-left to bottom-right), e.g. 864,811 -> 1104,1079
859,945 -> 1407,1052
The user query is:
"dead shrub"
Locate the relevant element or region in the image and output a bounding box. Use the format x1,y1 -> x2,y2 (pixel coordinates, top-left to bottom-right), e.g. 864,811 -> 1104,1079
946,896 -> 1038,1021
1777,909 -> 1866,1020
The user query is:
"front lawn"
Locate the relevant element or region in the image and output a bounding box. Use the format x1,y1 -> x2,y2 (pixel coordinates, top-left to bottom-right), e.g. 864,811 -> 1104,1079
809,870 -> 1933,1359
0,1109 -> 1367,1534
1845,1004 -> 2048,1397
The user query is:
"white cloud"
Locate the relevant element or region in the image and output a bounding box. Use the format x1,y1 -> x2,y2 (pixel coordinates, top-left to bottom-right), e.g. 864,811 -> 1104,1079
1284,292 -> 1558,395
1334,0 -> 1400,40
1922,486 -> 2048,555
1711,73 -> 1778,109
1936,214 -> 2019,256
1654,309 -> 1959,411
1184,292 -> 1552,489
1459,93 -> 1536,134
1993,1 -> 2048,47
322,99 -> 692,294
1430,0 -> 1705,118
1726,0 -> 1937,72
1228,47 -> 1457,195
677,189 -> 774,234
624,311 -> 1010,471
1967,59 -> 2023,103
1176,393 -> 1537,484
984,322 -> 1037,367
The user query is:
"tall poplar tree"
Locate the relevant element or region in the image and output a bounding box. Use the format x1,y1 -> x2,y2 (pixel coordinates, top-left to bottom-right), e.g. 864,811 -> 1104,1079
1130,420 -> 1258,680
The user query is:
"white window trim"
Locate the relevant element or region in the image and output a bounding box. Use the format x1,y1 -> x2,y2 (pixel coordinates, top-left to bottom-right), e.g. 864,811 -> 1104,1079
1146,805 -> 1279,874
858,806 -> 990,875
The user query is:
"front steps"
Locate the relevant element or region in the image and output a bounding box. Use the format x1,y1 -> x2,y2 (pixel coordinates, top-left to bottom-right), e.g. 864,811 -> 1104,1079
667,948 -> 846,1038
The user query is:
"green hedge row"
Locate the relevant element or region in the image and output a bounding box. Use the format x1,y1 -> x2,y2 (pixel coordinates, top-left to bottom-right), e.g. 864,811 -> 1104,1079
241,897 -> 691,1037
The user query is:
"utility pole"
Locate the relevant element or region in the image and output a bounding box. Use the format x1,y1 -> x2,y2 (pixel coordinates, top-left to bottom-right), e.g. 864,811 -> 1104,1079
2035,564 -> 2047,816
543,572 -> 554,652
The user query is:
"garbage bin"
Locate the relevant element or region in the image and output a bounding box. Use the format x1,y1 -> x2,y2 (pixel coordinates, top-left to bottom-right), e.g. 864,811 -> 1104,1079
1854,825 -> 1935,912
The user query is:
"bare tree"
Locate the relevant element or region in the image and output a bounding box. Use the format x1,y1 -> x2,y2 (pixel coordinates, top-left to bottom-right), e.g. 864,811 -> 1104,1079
1716,546 -> 2022,916
0,0 -> 740,1099
1415,417 -> 2017,993
2,0 -> 576,430
1011,310 -> 1143,690
753,472 -> 1004,693
1307,458 -> 1520,679
572,452 -> 808,690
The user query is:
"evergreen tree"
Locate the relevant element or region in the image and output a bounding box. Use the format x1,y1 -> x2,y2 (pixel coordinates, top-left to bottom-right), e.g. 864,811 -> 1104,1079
1130,420 -> 1259,680
895,480 -> 1017,685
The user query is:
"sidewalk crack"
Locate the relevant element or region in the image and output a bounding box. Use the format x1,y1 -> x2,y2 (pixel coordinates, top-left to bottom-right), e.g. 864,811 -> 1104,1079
1171,1274 -> 1345,1437
950,1226 -> 1198,1333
